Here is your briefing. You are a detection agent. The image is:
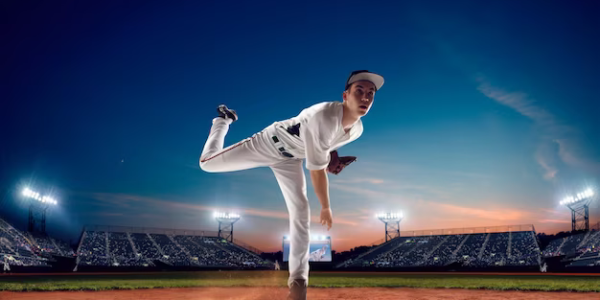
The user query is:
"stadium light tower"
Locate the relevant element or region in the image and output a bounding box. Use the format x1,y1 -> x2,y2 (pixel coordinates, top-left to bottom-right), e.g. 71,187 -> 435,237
376,212 -> 403,242
214,211 -> 240,243
560,189 -> 595,232
21,187 -> 58,235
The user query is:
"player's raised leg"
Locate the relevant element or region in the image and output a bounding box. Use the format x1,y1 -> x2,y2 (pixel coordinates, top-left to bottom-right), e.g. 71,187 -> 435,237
270,159 -> 310,299
199,105 -> 281,173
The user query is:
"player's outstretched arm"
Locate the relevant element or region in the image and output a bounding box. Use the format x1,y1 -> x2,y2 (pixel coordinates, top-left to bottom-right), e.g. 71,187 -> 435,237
310,168 -> 333,230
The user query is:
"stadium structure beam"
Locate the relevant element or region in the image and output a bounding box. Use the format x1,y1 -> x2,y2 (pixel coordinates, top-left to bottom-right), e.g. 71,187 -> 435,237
214,212 -> 240,243
560,189 -> 594,232
22,187 -> 57,235
376,212 -> 403,242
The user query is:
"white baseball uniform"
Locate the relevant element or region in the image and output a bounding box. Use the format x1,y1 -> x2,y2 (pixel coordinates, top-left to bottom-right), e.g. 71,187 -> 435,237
199,101 -> 362,287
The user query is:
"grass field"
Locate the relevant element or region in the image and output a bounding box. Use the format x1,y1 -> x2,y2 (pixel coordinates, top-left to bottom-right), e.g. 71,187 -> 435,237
1,272 -> 600,293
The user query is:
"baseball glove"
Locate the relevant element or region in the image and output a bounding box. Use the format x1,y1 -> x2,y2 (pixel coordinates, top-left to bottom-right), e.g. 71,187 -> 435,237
327,150 -> 357,175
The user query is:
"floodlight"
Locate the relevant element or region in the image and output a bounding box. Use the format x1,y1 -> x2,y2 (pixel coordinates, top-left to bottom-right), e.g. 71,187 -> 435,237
377,211 -> 403,242
20,185 -> 59,235
561,188 -> 596,231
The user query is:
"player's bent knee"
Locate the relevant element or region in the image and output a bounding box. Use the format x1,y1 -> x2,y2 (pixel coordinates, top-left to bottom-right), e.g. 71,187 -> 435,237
199,159 -> 219,173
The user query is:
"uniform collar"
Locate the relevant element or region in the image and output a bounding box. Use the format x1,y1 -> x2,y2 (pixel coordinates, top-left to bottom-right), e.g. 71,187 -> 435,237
337,102 -> 362,136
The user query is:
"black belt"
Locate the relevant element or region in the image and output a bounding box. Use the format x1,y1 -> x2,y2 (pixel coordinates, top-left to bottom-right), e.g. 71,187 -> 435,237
271,135 -> 294,158
287,123 -> 300,137
271,123 -> 300,158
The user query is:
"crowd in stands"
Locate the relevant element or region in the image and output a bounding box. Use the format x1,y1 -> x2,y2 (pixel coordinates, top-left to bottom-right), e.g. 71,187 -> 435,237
454,233 -> 486,266
77,231 -> 109,266
507,232 -> 540,266
1,254 -> 51,267
0,217 -> 72,268
150,234 -> 192,266
0,220 -> 34,257
427,235 -> 464,266
108,232 -> 138,266
30,233 -> 75,257
474,233 -> 509,267
218,238 -> 267,267
131,233 -> 161,263
541,230 -> 600,267
543,231 -> 600,258
75,230 -> 271,269
343,231 -> 541,269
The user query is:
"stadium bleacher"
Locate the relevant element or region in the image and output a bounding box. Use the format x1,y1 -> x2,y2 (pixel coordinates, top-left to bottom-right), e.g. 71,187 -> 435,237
0,217 -> 63,268
542,231 -> 600,258
75,227 -> 272,269
107,232 -> 138,266
3,213 -> 600,272
29,233 -> 75,257
77,231 -> 109,266
340,230 -> 542,270
427,235 -> 465,266
507,231 -> 540,266
149,233 -> 194,266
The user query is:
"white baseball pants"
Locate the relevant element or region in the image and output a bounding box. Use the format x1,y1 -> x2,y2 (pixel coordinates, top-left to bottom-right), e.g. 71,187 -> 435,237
199,117 -> 310,287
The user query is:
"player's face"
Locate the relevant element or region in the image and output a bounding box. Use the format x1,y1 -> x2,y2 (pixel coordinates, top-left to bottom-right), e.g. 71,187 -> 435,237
343,80 -> 376,117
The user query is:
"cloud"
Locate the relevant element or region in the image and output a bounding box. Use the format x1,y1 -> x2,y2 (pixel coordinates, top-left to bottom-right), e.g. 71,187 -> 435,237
330,180 -> 450,204
95,212 -> 124,217
330,183 -> 533,226
555,139 -> 600,173
540,208 -> 570,217
78,212 -> 125,217
477,76 -> 600,180
330,183 -> 396,200
538,219 -> 571,224
535,147 -> 558,181
331,178 -> 386,185
74,191 -> 358,226
477,80 -> 555,127
434,202 -> 529,221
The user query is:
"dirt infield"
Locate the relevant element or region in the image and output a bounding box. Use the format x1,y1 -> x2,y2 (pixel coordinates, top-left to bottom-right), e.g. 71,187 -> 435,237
0,287 -> 597,300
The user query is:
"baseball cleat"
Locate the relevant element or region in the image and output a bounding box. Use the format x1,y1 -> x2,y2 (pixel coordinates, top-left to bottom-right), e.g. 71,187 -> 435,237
217,104 -> 238,122
286,279 -> 307,300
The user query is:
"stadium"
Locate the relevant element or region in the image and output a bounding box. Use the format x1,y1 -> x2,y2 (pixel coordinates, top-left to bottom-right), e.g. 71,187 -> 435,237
1,186 -> 600,299
3,1 -> 600,299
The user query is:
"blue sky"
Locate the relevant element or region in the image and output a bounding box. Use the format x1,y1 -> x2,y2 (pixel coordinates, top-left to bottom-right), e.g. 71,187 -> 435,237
1,0 -> 599,252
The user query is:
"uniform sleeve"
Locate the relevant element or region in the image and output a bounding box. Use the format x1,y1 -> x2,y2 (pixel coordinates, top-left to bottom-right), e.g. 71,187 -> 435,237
301,111 -> 334,170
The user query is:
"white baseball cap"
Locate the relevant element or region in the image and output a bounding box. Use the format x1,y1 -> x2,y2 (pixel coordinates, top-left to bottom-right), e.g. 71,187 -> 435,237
345,70 -> 384,91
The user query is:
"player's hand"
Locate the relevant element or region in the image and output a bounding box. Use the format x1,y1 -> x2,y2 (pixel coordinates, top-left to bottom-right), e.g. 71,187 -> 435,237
320,208 -> 333,231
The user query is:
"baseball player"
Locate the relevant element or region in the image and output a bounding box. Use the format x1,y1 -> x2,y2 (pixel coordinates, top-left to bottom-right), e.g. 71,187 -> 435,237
309,245 -> 329,262
199,70 -> 384,300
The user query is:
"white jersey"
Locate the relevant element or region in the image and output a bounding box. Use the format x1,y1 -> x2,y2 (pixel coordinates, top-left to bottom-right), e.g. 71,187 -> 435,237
270,101 -> 363,170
